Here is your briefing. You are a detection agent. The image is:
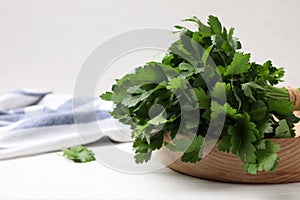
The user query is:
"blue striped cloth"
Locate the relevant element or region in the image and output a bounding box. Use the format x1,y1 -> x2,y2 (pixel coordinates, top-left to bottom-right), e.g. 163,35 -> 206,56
0,90 -> 131,160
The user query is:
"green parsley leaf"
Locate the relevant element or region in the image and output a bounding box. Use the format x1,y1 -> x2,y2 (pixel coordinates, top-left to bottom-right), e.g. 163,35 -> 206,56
274,119 -> 292,138
208,15 -> 222,35
228,113 -> 257,163
224,52 -> 251,75
218,135 -> 231,153
256,140 -> 280,172
62,146 -> 96,163
100,92 -> 113,101
181,136 -> 205,163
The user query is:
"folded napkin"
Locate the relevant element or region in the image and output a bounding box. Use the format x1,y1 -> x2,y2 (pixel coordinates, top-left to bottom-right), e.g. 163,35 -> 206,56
0,89 -> 131,160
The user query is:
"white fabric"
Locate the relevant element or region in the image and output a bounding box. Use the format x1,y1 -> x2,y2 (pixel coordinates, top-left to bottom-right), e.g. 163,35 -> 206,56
0,90 -> 131,160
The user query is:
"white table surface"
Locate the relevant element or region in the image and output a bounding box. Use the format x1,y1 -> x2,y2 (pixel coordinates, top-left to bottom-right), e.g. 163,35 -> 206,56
0,143 -> 299,200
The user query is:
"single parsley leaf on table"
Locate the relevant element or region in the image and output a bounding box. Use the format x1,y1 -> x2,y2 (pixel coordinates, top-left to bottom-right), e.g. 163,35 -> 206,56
62,145 -> 96,163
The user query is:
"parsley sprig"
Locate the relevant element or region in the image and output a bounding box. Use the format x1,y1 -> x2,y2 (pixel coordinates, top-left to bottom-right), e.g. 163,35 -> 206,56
101,16 -> 299,174
62,145 -> 96,163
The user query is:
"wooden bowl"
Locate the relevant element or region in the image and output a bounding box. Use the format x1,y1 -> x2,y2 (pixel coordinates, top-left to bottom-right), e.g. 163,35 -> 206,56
158,136 -> 300,184
158,111 -> 300,183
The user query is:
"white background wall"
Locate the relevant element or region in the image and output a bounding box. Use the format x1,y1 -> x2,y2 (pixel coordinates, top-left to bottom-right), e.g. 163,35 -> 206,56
0,0 -> 299,94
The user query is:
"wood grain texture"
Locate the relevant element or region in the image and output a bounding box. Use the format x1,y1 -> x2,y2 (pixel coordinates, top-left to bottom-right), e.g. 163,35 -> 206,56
158,137 -> 300,184
158,138 -> 300,183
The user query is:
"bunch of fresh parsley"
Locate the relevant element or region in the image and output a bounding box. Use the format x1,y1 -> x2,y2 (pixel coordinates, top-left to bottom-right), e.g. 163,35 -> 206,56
100,16 -> 299,174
